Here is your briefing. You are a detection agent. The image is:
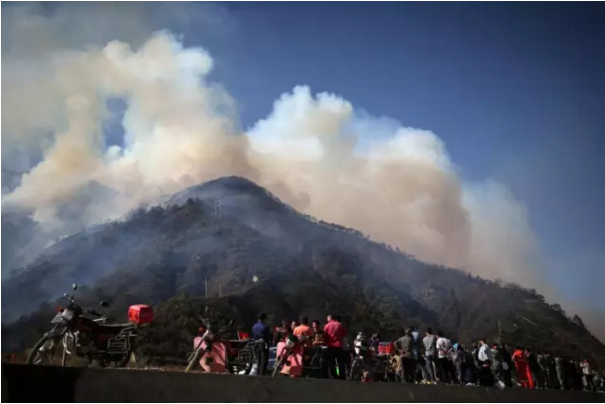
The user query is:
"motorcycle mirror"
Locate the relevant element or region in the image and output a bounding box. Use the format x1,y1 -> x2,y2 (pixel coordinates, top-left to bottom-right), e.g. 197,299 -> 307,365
72,283 -> 78,291
100,300 -> 110,307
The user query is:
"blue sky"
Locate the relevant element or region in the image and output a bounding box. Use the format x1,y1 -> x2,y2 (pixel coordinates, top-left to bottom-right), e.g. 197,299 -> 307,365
3,2 -> 603,315
195,2 -> 604,309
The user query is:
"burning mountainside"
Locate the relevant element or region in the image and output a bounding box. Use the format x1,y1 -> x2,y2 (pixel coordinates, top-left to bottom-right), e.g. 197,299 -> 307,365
2,176 -> 604,364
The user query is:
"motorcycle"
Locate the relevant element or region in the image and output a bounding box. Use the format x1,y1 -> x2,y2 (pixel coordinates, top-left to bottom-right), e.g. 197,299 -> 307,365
272,333 -> 306,377
185,311 -> 234,373
349,332 -> 373,381
26,283 -> 153,368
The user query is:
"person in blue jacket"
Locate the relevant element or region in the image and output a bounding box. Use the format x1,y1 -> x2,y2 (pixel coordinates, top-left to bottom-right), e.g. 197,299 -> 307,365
252,313 -> 272,375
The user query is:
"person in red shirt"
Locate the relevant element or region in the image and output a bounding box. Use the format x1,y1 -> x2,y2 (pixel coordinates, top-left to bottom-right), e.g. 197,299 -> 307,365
323,314 -> 347,379
512,347 -> 534,389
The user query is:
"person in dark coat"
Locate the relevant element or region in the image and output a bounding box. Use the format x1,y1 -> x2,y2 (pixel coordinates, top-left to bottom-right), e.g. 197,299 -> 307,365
500,343 -> 514,387
564,359 -> 574,390
574,360 -> 583,390
463,345 -> 478,385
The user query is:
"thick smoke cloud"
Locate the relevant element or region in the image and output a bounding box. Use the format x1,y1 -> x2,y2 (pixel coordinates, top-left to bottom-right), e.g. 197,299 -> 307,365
2,27 -> 541,285
3,32 -> 255,228
247,87 -> 546,287
2,4 -> 598,337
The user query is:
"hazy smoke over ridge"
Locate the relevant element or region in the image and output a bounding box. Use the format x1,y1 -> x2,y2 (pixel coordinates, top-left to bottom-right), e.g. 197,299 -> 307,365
3,4 -> 580,331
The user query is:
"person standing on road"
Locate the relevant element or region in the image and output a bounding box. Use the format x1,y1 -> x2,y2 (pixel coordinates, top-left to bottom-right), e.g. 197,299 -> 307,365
464,344 -> 478,385
544,352 -> 556,388
395,328 -> 415,383
251,313 -> 272,375
323,314 -> 347,380
423,328 -> 438,383
512,347 -> 533,389
477,339 -> 494,386
500,343 -> 513,387
451,343 -> 465,385
581,359 -> 595,392
564,358 -> 575,390
574,360 -> 584,390
554,354 -> 567,390
490,343 -> 506,390
436,330 -> 455,384
311,319 -> 328,378
334,316 -> 351,378
411,327 -> 429,383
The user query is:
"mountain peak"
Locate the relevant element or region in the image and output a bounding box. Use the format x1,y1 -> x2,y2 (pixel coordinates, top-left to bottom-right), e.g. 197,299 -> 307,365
166,176 -> 290,216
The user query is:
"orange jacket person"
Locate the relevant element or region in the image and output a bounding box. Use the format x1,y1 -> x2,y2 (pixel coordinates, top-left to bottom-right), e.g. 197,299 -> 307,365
512,348 -> 534,388
293,317 -> 314,345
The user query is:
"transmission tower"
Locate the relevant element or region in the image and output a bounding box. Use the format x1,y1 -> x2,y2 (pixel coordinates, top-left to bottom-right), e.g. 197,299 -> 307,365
214,198 -> 222,219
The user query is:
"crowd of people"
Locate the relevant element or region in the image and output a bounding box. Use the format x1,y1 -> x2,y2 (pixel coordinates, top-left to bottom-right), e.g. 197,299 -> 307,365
250,313 -> 605,392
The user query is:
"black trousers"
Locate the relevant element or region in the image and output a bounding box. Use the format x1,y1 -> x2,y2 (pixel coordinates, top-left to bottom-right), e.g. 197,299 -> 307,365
438,357 -> 455,384
504,367 -> 513,387
400,357 -> 416,383
254,341 -> 268,375
326,347 -> 346,380
585,375 -> 595,391
532,368 -> 545,389
478,363 -> 494,386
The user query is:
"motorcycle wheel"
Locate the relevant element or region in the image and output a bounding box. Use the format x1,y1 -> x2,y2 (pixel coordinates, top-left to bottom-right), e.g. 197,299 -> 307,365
185,349 -> 204,373
94,352 -> 132,368
61,347 -> 69,367
27,335 -> 64,366
348,360 -> 361,381
115,351 -> 132,368
272,355 -> 286,378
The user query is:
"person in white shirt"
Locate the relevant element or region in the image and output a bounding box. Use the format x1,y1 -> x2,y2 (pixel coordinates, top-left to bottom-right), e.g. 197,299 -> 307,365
435,330 -> 456,384
478,339 -> 493,363
581,359 -> 595,391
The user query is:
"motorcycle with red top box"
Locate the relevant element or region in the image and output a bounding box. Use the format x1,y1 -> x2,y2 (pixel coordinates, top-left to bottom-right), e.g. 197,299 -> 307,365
27,283 -> 153,368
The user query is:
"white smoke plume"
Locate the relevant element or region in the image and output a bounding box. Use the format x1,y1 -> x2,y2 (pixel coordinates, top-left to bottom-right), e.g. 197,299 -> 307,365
3,4 -> 597,336
2,28 -> 542,284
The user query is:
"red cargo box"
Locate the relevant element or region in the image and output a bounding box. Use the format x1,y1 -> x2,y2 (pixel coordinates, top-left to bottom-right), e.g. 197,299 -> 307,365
378,342 -> 395,355
128,304 -> 154,324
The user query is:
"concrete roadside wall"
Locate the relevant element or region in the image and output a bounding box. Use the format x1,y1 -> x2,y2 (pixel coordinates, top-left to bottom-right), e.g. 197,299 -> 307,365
2,364 -> 602,403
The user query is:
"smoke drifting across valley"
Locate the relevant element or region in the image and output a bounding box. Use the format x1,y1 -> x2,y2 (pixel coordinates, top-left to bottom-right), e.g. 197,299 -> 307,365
3,3 -> 598,336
